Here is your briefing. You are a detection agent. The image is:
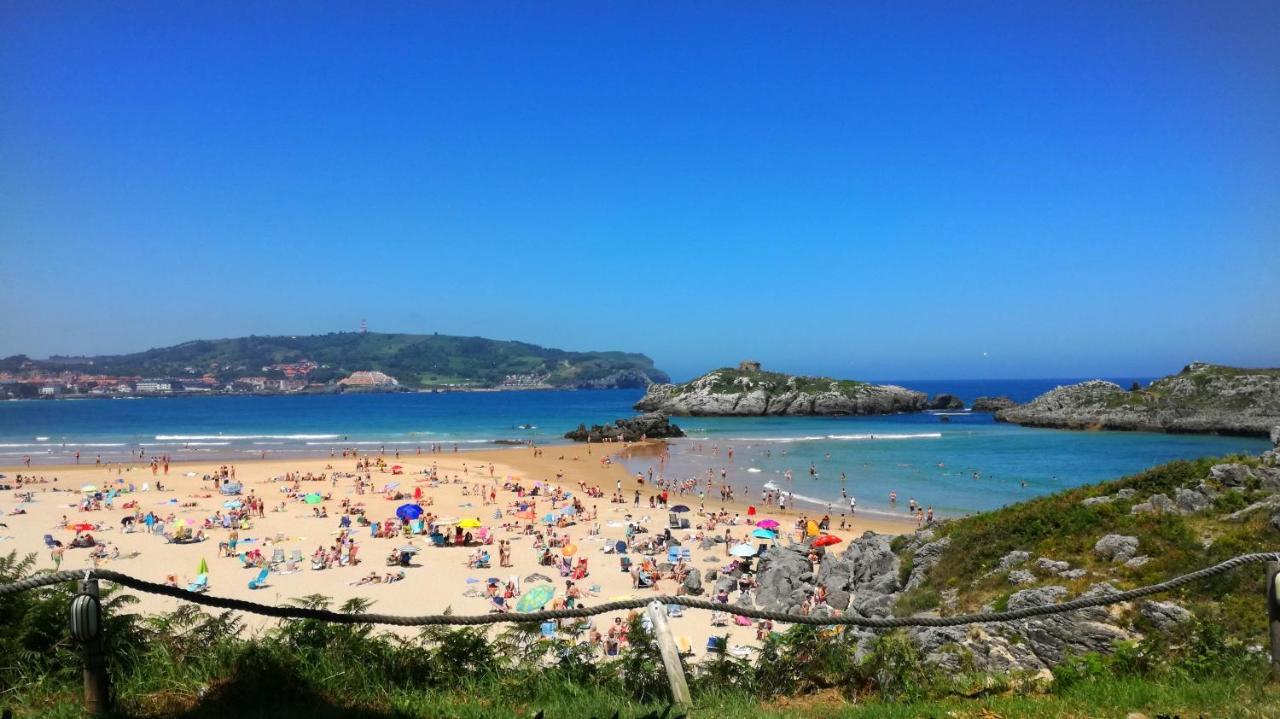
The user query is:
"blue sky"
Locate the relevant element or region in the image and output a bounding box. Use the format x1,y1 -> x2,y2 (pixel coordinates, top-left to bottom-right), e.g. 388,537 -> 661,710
1,2 -> 1277,381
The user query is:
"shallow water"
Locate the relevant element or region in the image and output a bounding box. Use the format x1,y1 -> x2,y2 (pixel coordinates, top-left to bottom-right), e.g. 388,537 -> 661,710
1,381 -> 1267,517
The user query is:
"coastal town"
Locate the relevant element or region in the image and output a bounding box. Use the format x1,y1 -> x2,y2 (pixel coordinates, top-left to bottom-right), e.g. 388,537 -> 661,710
0,358 -> 403,399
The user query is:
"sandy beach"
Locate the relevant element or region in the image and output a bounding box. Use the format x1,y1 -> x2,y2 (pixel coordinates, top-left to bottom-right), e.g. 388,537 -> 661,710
0,441 -> 914,656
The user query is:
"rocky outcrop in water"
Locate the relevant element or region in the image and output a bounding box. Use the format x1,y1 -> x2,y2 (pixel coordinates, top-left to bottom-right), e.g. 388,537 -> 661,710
634,361 -> 927,416
928,394 -> 964,410
563,412 -> 685,442
995,363 -> 1280,437
972,396 -> 1017,413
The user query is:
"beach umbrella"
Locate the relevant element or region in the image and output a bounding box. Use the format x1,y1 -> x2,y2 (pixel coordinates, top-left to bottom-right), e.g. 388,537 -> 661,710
80,485 -> 98,493
542,513 -> 556,524
561,544 -> 578,557
729,543 -> 758,558
756,519 -> 780,530
68,523 -> 94,532
515,510 -> 534,520
197,557 -> 209,575
397,545 -> 421,554
383,482 -> 400,492
751,528 -> 777,540
458,518 -> 481,529
812,535 -> 843,548
614,541 -> 627,554
223,500 -> 242,509
559,506 -> 577,516
303,493 -> 323,505
396,504 -> 423,521
670,505 -> 690,513
392,465 -> 403,471
515,585 -> 555,612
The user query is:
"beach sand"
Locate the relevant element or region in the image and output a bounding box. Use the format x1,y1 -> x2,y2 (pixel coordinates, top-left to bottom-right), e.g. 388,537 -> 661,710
0,442 -> 914,656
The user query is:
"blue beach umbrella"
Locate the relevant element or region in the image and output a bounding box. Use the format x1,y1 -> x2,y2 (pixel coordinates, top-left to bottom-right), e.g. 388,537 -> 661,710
397,504 -> 423,521
559,506 -> 577,516
729,544 -> 758,558
751,528 -> 777,540
542,513 -> 556,524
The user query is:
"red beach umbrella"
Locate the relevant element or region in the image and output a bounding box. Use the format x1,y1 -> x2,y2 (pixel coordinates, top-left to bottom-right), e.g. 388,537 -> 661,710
68,523 -> 95,532
812,535 -> 842,548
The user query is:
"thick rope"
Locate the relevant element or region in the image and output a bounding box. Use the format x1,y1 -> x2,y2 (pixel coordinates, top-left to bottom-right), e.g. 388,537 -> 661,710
2,552 -> 1276,628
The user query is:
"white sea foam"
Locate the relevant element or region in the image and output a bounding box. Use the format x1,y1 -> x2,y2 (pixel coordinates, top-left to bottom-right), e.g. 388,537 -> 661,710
746,467 -> 762,473
155,434 -> 341,441
80,443 -> 126,447
725,432 -> 942,443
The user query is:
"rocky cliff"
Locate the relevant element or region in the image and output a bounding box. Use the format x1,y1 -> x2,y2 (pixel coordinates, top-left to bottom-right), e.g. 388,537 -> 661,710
995,363 -> 1280,437
633,361 -> 927,416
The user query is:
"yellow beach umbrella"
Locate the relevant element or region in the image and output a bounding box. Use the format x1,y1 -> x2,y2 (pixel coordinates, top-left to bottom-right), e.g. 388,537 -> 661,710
458,518 -> 482,529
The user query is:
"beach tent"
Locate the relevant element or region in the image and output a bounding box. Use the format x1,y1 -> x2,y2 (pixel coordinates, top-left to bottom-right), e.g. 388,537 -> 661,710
806,520 -> 820,537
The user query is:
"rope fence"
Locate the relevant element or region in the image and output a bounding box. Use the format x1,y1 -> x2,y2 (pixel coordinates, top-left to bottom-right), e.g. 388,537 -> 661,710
4,551 -> 1278,628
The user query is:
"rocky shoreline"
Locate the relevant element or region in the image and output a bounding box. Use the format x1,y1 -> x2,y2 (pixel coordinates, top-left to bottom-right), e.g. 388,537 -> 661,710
996,363 -> 1280,438
716,424 -> 1280,675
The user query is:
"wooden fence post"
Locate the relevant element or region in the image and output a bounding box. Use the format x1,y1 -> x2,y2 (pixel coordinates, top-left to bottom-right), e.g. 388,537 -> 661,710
1267,560 -> 1279,683
71,578 -> 110,716
646,600 -> 692,710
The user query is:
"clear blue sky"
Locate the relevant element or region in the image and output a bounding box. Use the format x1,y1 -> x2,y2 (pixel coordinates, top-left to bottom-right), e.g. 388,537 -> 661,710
1,2 -> 1277,381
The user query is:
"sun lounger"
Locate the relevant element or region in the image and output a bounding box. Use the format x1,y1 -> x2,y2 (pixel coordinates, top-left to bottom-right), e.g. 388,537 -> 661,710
290,549 -> 304,564
676,636 -> 693,656
43,534 -> 62,548
186,573 -> 209,593
540,621 -> 556,639
248,568 -> 269,590
270,548 -> 286,566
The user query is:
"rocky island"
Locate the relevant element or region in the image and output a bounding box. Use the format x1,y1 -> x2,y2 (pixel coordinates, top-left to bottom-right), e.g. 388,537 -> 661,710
633,361 -> 928,416
564,412 -> 685,442
996,362 -> 1280,437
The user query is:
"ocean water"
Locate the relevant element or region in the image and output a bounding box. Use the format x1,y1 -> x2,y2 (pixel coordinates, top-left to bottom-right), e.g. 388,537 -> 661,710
0,379 -> 1268,517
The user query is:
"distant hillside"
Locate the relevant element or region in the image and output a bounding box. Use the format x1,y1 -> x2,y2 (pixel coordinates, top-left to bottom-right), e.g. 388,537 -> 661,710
2,333 -> 670,390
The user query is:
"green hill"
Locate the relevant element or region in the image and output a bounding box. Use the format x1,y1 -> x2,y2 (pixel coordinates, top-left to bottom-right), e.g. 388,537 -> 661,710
5,332 -> 670,389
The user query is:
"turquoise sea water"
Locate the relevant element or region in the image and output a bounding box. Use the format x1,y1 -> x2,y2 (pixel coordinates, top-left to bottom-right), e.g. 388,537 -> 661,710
0,380 -> 1267,517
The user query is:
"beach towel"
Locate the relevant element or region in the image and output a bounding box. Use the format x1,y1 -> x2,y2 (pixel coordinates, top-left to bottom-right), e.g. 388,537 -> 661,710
186,574 -> 209,593
248,568 -> 269,590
